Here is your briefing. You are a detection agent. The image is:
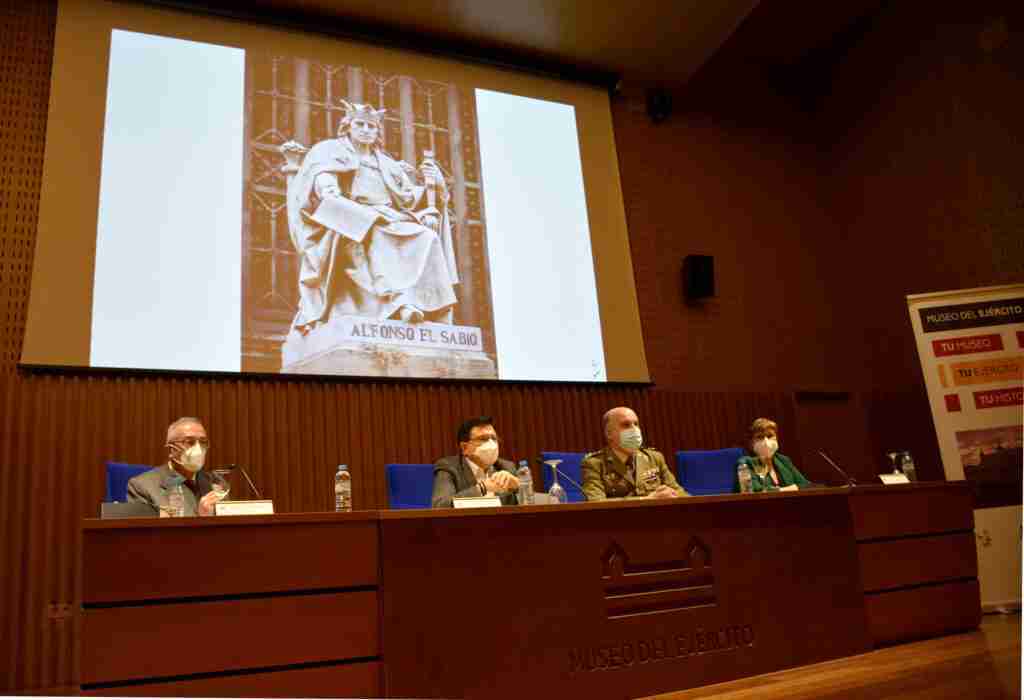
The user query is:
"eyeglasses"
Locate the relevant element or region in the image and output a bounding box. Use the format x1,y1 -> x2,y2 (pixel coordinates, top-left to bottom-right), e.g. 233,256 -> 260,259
467,434 -> 499,444
173,436 -> 210,449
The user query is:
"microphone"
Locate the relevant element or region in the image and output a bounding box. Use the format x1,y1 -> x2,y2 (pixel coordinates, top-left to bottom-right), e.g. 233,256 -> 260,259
218,464 -> 264,499
535,458 -> 585,494
818,450 -> 857,486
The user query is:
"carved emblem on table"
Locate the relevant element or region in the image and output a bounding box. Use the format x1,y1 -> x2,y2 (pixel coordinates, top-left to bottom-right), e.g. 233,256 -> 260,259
601,537 -> 716,619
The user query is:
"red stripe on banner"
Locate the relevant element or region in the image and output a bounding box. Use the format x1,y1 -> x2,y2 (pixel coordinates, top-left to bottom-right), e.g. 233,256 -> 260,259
931,334 -> 1004,357
973,387 -> 1023,410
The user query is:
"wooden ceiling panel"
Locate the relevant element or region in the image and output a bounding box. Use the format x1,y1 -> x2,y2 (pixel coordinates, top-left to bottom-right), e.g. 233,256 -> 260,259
169,0 -> 761,86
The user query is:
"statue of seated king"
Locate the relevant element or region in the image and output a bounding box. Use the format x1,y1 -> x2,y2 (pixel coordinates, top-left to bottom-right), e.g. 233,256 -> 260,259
283,100 -> 459,335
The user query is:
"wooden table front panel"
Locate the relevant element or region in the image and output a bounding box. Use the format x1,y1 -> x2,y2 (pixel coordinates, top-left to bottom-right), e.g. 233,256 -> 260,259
848,483 -> 975,541
82,513 -> 382,697
849,482 -> 981,646
858,533 -> 978,591
380,492 -> 872,700
83,512 -> 379,603
82,591 -> 379,685
81,661 -> 383,698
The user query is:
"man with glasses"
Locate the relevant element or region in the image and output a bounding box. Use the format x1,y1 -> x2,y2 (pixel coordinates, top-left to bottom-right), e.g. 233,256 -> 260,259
431,416 -> 520,508
126,417 -> 219,516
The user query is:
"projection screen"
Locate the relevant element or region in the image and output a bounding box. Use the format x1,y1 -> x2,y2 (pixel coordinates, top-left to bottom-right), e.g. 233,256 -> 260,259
22,0 -> 650,383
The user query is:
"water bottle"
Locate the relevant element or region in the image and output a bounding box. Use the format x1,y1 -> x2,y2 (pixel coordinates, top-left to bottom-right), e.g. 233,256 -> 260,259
334,465 -> 352,512
900,452 -> 918,482
516,460 -> 534,505
737,463 -> 753,494
167,482 -> 185,517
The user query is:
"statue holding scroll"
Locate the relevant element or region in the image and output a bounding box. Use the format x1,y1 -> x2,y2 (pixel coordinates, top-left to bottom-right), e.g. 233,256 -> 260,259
284,101 -> 459,334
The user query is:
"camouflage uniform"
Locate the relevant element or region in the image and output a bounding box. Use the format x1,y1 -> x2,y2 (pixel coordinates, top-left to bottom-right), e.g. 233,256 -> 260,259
579,446 -> 688,500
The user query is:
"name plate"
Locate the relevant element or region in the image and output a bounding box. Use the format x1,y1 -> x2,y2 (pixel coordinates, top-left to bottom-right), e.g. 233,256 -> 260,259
337,316 -> 484,352
452,495 -> 502,509
215,500 -> 275,516
878,473 -> 911,485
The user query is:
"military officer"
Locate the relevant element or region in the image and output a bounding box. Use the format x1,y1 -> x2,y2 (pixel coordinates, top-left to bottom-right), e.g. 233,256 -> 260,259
580,406 -> 688,500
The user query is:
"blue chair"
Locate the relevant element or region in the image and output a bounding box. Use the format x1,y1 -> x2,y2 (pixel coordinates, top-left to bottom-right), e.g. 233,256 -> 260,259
385,463 -> 435,509
539,451 -> 586,503
675,448 -> 745,496
105,462 -> 152,502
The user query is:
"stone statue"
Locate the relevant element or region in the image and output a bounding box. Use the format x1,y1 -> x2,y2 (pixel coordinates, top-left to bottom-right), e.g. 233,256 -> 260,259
282,101 -> 459,335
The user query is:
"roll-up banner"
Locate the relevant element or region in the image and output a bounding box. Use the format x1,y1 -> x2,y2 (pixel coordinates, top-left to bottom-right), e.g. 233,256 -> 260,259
908,283 -> 1023,610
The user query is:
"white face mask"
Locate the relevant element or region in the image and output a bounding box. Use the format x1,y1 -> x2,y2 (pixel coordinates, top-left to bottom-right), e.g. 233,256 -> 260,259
179,443 -> 207,473
473,439 -> 499,467
753,437 -> 778,459
619,427 -> 643,452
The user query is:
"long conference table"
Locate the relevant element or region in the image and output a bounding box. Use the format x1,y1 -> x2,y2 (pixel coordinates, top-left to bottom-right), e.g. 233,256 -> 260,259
80,482 -> 981,699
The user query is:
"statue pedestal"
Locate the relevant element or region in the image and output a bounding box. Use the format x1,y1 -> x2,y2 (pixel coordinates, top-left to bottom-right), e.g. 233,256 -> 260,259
281,315 -> 497,379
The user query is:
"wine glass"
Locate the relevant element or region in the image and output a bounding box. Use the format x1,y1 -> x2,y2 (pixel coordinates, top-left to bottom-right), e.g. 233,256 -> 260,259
886,452 -> 901,474
210,468 -> 232,502
545,459 -> 567,504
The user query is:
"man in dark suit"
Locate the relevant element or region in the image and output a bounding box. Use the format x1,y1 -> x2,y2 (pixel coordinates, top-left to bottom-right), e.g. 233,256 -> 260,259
432,416 -> 520,508
127,417 -> 218,516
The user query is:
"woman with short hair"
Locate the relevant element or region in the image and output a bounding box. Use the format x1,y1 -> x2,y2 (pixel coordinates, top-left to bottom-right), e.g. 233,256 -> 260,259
734,418 -> 809,492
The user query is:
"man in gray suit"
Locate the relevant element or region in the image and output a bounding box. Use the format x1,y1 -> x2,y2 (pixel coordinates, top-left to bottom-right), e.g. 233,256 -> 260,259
127,417 -> 219,516
432,416 -> 520,508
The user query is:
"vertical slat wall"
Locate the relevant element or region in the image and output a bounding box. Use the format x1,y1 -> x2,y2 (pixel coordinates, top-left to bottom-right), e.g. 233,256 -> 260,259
0,1 -> 791,692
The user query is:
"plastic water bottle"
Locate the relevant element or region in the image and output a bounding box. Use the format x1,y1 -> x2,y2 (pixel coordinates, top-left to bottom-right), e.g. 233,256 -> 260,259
167,482 -> 185,517
517,460 -> 534,505
737,463 -> 753,494
334,465 -> 352,512
900,452 -> 918,482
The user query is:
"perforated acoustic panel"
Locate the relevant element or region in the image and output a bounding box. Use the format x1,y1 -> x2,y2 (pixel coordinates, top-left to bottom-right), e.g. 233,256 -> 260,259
0,2 -> 807,694
0,1 -> 51,374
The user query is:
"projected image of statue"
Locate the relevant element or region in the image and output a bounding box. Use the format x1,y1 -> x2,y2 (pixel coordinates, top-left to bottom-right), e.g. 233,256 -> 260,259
242,57 -> 497,378
285,101 -> 457,330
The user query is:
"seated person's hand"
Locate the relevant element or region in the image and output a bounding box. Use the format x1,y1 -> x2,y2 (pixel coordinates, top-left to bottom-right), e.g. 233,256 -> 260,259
314,172 -> 342,199
649,485 -> 680,499
420,161 -> 443,184
779,484 -> 799,492
198,490 -> 220,517
485,471 -> 520,494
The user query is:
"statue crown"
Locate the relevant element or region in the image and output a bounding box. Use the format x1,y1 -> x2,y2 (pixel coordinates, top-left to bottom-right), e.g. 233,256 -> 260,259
339,100 -> 385,128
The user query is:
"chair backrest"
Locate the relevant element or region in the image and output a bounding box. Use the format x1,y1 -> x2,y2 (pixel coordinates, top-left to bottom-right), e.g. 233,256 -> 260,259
101,501 -> 158,519
385,463 -> 435,509
675,448 -> 745,496
105,462 -> 152,502
539,452 -> 587,502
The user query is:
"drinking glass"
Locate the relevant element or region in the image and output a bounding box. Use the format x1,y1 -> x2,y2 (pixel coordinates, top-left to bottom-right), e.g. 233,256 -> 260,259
544,460 -> 567,504
210,468 -> 232,502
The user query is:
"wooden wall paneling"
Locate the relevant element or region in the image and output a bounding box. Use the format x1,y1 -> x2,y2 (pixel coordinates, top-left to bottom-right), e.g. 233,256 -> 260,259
38,376 -> 61,689
370,382 -> 390,509
235,380 -> 252,493
297,379 -> 319,510
315,382 -> 336,507
1,379 -> 26,688
266,381 -> 287,510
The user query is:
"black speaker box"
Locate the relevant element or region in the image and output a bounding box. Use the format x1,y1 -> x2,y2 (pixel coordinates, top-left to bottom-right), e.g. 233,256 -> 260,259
682,255 -> 714,300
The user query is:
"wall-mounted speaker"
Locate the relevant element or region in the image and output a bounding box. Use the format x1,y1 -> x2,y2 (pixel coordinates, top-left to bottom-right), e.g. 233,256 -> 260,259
682,255 -> 714,300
